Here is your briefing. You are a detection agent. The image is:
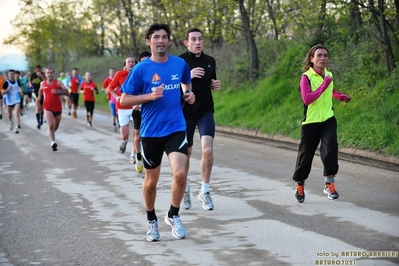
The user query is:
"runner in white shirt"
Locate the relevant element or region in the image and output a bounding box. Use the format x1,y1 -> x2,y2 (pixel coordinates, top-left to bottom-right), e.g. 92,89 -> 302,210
1,69 -> 23,133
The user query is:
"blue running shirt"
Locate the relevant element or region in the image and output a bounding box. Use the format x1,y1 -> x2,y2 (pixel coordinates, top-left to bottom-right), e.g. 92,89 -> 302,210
121,55 -> 191,137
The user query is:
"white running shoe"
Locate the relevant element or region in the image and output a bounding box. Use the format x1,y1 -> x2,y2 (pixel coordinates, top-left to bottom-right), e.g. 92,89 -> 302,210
119,140 -> 128,153
198,192 -> 214,211
164,214 -> 186,239
182,184 -> 191,209
146,219 -> 161,242
130,153 -> 136,164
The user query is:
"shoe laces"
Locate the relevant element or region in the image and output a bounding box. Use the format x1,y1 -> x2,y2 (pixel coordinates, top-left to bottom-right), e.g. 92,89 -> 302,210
147,220 -> 158,231
183,192 -> 190,201
296,183 -> 304,195
203,192 -> 212,203
172,215 -> 184,230
326,183 -> 336,193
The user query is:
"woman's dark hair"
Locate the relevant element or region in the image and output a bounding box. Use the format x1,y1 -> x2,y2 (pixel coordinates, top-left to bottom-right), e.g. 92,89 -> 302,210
303,44 -> 329,71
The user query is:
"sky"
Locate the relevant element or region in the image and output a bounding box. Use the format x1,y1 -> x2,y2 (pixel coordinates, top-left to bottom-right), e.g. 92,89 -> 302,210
0,0 -> 23,57
0,0 -> 29,71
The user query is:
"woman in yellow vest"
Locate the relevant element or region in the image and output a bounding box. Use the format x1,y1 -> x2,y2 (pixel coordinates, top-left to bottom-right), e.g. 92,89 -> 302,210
292,44 -> 350,203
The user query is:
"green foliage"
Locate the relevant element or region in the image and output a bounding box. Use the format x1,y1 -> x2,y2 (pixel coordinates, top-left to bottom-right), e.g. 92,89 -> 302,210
214,42 -> 304,135
65,57 -> 121,82
335,67 -> 399,154
63,56 -> 120,111
5,0 -> 399,155
59,28 -> 399,155
257,39 -> 289,78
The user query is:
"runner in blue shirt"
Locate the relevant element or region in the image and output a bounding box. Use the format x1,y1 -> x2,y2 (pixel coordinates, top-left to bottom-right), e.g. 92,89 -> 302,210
121,23 -> 195,242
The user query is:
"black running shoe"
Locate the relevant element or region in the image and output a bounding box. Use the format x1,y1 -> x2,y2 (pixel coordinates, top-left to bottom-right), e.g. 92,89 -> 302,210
52,143 -> 58,151
324,183 -> 339,200
295,182 -> 305,203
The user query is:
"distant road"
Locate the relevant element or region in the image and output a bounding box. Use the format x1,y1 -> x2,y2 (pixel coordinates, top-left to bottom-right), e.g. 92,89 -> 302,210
216,126 -> 399,173
0,108 -> 398,265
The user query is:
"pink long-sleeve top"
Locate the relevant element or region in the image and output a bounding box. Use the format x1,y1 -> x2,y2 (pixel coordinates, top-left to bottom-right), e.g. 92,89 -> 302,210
300,71 -> 348,105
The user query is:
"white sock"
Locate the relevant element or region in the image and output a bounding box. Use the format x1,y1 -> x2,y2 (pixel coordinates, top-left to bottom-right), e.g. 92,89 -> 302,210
185,182 -> 190,192
201,183 -> 210,194
51,141 -> 55,146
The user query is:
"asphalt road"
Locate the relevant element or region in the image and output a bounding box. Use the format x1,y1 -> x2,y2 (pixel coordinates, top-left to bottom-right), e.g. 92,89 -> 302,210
0,107 -> 398,266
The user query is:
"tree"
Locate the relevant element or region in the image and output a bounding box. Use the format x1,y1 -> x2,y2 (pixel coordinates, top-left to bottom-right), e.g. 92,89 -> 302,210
120,0 -> 142,56
265,0 -> 280,39
239,0 -> 259,81
355,0 -> 397,72
314,0 -> 327,44
4,0 -> 102,69
349,0 -> 363,44
377,0 -> 396,72
3,0 -> 398,78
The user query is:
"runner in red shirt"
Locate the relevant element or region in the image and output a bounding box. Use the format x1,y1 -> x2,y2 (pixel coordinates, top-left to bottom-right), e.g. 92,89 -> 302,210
65,68 -> 83,118
37,67 -> 69,151
81,72 -> 98,127
108,57 -> 136,154
102,68 -> 117,131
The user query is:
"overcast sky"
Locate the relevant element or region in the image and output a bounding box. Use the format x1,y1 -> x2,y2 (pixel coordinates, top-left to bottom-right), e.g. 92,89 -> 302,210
0,0 -> 29,71
0,0 -> 24,57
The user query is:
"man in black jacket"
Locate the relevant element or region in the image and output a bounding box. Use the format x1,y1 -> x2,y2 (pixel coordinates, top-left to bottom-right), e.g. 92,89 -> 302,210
179,28 -> 221,211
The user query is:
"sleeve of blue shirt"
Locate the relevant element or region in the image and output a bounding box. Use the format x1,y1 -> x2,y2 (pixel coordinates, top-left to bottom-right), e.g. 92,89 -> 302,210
65,76 -> 70,87
121,67 -> 143,95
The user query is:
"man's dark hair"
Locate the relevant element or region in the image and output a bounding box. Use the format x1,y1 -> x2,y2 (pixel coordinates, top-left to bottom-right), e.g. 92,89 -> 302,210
73,67 -> 78,71
184,28 -> 203,40
145,23 -> 171,40
139,51 -> 151,59
8,69 -> 15,73
15,70 -> 21,74
35,65 -> 41,69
